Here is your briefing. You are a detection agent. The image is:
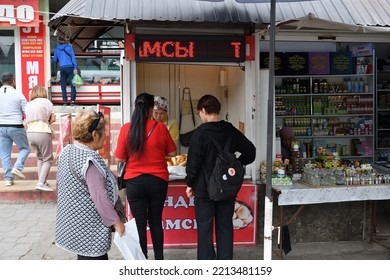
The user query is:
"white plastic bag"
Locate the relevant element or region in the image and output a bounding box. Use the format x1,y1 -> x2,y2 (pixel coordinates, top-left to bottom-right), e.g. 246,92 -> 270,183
114,218 -> 146,260
167,166 -> 186,176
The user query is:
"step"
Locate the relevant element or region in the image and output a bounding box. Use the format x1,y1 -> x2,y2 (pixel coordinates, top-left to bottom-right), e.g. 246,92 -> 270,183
0,163 -> 118,203
0,179 -> 57,203
0,164 -> 118,180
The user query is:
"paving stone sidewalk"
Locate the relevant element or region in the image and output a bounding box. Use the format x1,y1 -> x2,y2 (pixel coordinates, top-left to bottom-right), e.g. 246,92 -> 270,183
0,202 -> 389,260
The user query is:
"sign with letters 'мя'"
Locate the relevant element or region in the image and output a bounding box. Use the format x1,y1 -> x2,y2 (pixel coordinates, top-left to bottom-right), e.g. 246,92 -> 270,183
135,35 -> 246,63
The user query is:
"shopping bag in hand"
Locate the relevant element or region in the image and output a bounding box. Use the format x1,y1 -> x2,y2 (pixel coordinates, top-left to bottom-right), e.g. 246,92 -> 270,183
72,73 -> 84,86
114,218 -> 146,260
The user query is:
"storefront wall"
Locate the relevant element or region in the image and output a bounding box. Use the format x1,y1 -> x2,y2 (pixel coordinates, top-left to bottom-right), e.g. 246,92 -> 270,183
257,31 -> 390,245
0,0 -> 50,100
118,27 -> 390,245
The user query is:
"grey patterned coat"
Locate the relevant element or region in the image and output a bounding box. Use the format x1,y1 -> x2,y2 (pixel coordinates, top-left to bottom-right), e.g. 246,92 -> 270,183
55,142 -> 117,257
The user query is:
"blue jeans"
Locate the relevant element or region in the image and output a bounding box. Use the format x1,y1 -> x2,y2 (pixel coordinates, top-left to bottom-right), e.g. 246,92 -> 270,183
0,127 -> 30,180
60,67 -> 76,103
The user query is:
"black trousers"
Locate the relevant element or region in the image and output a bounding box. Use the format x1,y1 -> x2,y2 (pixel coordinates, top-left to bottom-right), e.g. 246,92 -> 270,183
125,174 -> 168,260
194,197 -> 235,260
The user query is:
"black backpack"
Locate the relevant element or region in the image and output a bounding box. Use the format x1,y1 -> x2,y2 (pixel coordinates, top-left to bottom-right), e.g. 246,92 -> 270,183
206,135 -> 245,201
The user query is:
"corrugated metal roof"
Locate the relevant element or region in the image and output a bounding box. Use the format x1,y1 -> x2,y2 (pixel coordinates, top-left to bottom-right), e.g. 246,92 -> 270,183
50,0 -> 390,26
49,0 -> 390,50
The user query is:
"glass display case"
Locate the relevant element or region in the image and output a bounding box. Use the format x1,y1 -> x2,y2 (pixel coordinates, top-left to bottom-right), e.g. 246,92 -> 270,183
275,71 -> 375,163
50,52 -> 121,104
376,66 -> 390,149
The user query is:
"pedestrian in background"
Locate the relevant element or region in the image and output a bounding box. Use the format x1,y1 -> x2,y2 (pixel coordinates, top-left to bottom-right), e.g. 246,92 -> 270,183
115,92 -> 176,260
185,94 -> 256,260
52,37 -> 78,106
56,111 -> 125,260
153,96 -> 179,144
25,85 -> 56,191
0,72 -> 30,186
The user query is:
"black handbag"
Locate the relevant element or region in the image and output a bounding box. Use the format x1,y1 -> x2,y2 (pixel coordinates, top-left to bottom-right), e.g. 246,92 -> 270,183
111,195 -> 127,231
117,121 -> 158,190
179,87 -> 196,147
117,162 -> 126,191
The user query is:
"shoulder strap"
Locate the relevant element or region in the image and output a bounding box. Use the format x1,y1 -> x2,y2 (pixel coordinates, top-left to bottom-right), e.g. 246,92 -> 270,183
209,134 -> 234,154
61,47 -> 72,59
209,136 -> 223,154
60,47 -> 75,67
68,145 -> 86,185
146,121 -> 158,139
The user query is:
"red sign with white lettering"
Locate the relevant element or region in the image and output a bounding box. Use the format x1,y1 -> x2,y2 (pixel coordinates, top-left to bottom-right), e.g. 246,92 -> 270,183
126,181 -> 258,248
0,0 -> 39,27
97,105 -> 111,167
20,16 -> 45,100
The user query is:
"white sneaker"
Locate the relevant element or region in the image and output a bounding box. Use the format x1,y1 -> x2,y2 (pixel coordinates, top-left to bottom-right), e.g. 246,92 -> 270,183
11,168 -> 25,179
36,183 -> 54,192
5,180 -> 14,187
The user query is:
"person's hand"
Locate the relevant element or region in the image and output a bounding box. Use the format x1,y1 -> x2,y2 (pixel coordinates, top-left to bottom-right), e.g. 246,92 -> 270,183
49,113 -> 56,124
186,186 -> 193,198
113,221 -> 126,236
73,69 -> 78,75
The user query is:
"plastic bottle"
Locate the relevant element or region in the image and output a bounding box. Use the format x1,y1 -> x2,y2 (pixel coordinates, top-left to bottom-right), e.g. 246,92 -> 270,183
346,78 -> 352,92
359,78 -> 364,93
354,77 -> 359,92
300,142 -> 307,158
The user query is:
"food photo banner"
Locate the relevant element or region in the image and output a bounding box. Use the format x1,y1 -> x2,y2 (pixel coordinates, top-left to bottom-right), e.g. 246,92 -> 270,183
126,182 -> 258,248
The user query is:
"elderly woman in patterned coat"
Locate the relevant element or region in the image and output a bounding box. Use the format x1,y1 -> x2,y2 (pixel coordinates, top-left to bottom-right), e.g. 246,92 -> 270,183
55,111 -> 125,260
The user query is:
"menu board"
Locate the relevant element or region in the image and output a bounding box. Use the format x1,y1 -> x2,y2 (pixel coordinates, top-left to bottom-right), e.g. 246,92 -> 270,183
308,52 -> 330,75
284,52 -> 308,75
260,52 -> 284,75
330,52 -> 353,75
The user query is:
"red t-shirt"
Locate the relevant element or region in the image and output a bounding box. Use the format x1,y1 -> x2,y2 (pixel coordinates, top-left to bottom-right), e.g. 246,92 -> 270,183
114,119 -> 176,181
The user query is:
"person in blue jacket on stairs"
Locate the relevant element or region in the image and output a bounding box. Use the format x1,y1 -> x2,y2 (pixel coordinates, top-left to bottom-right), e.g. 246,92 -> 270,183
53,37 -> 78,106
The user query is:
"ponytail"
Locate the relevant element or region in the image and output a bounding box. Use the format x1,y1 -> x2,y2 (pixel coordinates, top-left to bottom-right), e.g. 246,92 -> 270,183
127,92 -> 154,157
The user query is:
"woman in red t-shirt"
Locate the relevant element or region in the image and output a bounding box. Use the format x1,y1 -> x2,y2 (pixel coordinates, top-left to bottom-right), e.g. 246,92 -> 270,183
115,92 -> 176,260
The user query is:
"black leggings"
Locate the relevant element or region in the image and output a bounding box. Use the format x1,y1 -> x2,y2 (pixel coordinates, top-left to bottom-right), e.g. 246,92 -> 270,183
125,174 -> 168,260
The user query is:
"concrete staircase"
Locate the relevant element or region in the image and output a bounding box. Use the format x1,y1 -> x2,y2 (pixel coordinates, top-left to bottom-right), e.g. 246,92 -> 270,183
0,105 -> 122,202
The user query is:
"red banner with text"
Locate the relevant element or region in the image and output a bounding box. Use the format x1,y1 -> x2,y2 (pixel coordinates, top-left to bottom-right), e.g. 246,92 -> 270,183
0,0 -> 39,27
20,16 -> 45,100
97,105 -> 112,167
127,182 -> 258,248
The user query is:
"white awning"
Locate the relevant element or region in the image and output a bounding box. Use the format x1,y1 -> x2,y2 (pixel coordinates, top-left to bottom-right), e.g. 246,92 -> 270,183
275,13 -> 390,33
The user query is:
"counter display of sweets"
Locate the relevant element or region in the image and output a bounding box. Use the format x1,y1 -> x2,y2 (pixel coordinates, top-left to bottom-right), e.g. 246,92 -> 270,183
300,162 -> 390,187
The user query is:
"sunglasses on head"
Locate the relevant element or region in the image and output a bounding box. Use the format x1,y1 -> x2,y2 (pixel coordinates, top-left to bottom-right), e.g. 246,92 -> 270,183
88,111 -> 104,133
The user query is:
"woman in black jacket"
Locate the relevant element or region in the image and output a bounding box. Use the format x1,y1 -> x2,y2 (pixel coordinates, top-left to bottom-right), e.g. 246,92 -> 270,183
185,94 -> 256,260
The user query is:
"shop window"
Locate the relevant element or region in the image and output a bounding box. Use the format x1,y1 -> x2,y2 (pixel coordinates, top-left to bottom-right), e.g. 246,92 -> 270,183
51,53 -> 121,85
0,30 -> 15,77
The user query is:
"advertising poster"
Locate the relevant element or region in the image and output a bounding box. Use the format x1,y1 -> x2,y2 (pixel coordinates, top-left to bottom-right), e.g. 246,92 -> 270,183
97,104 -> 111,166
0,0 -> 39,27
127,182 -> 258,248
20,15 -> 45,100
308,52 -> 330,75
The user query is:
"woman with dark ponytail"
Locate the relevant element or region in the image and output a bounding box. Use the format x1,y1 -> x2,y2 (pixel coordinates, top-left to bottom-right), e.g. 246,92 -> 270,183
115,92 -> 176,260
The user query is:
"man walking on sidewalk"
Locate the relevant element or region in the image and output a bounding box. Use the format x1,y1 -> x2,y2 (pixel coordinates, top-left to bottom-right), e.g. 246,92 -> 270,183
0,72 -> 30,186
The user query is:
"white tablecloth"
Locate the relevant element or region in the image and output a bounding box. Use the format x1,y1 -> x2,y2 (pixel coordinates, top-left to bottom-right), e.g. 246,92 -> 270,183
273,182 -> 390,206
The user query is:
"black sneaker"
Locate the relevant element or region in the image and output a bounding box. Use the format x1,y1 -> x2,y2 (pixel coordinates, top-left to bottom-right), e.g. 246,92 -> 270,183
71,101 -> 75,107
